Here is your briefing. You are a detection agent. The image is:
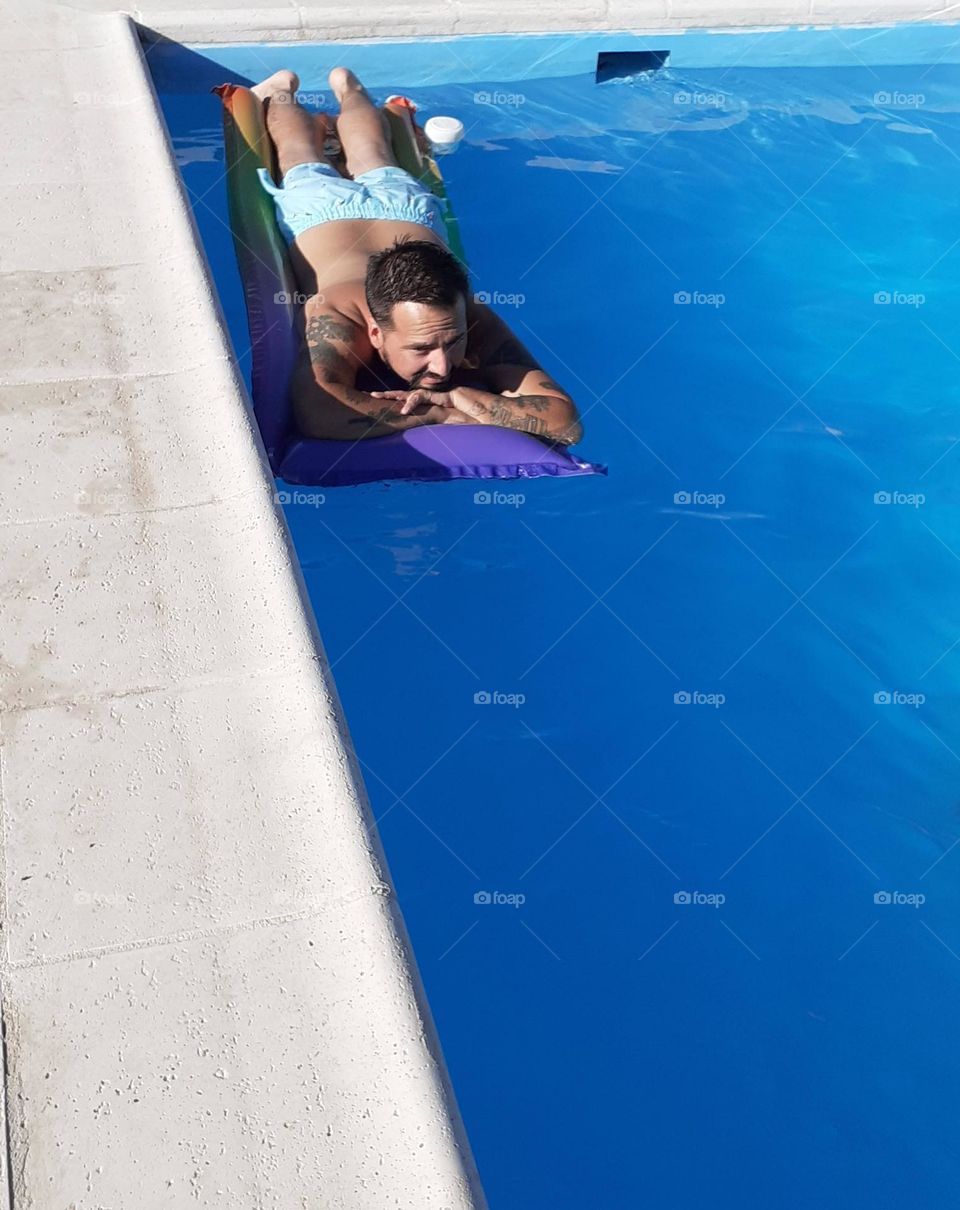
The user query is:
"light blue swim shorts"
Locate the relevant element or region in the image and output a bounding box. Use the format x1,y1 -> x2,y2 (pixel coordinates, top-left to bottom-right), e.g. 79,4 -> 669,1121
257,161 -> 449,246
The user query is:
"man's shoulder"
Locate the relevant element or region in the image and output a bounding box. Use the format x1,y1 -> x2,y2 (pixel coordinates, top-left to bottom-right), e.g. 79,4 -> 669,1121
301,285 -> 375,358
295,285 -> 378,390
465,298 -> 542,372
303,282 -> 366,329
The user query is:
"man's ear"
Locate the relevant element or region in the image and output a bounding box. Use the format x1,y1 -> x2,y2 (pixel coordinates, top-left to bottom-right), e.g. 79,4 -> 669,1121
368,323 -> 383,349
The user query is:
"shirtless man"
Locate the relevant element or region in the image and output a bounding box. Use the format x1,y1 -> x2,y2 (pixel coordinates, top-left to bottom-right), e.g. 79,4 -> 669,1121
252,68 -> 583,445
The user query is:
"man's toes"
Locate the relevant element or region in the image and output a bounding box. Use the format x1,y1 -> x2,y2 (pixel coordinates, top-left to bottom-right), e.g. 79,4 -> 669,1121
328,66 -> 360,99
251,69 -> 300,103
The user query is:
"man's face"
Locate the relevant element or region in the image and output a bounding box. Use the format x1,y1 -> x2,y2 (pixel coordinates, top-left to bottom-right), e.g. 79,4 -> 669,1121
369,298 -> 469,389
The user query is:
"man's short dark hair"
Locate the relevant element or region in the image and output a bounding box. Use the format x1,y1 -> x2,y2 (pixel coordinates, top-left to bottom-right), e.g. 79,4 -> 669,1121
365,237 -> 469,328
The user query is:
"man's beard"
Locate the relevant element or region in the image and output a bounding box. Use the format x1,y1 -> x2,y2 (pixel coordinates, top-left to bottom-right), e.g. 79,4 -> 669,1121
377,346 -> 445,387
378,347 -> 450,390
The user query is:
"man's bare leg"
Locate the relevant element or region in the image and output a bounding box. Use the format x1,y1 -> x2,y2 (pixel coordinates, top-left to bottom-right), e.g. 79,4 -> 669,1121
252,70 -> 338,297
329,66 -> 397,178
252,69 -> 333,178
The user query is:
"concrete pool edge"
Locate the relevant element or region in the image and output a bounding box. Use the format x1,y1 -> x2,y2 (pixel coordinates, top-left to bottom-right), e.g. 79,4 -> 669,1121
0,4 -> 485,1206
128,0 -> 960,44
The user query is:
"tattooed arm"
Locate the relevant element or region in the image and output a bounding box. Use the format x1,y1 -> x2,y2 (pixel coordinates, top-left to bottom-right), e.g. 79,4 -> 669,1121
465,305 -> 583,446
292,307 -> 448,439
448,378 -> 583,445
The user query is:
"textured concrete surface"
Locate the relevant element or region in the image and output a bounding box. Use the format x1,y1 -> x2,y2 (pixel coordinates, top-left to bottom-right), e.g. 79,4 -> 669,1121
123,0 -> 960,42
1,0 -> 952,1205
0,4 -> 485,1206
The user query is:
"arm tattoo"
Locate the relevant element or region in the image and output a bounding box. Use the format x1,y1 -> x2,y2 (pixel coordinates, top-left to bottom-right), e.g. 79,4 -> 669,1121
488,400 -> 549,437
512,393 -> 556,413
304,315 -> 357,381
486,336 -> 540,369
305,315 -> 355,344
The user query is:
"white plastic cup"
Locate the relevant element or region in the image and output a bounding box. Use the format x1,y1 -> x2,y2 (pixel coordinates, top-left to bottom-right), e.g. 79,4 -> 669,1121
424,115 -> 465,155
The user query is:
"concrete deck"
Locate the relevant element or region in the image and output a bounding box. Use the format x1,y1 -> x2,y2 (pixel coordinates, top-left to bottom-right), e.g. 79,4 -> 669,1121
1,5 -> 485,1206
0,0 -> 953,1205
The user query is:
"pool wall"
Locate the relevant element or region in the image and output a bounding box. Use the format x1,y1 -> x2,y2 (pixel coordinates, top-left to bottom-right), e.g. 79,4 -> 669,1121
1,0 -> 956,1205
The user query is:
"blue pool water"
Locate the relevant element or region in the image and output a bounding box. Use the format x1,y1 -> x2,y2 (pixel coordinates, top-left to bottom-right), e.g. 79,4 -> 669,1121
154,30 -> 960,1208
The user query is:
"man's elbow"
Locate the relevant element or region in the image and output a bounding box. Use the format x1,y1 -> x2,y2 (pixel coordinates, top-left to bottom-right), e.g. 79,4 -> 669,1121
553,398 -> 583,446
294,393 -> 356,441
296,412 -> 344,440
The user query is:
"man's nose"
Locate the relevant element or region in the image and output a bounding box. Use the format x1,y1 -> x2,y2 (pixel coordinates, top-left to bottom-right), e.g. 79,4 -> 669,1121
426,350 -> 450,378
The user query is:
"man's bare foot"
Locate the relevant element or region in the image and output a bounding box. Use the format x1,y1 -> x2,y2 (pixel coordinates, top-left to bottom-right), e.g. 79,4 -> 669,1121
328,66 -> 362,102
251,69 -> 299,104
329,65 -> 393,153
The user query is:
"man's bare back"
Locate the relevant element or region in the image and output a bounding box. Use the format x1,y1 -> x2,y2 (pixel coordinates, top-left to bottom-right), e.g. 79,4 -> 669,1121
294,218 -> 441,296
